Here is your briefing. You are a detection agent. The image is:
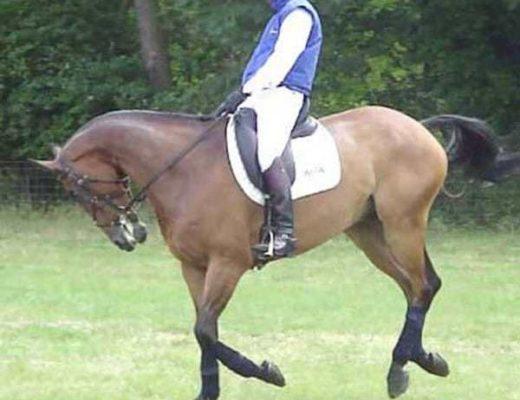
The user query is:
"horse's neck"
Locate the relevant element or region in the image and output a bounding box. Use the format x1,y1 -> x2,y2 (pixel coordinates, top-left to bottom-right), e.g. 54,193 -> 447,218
68,115 -> 206,188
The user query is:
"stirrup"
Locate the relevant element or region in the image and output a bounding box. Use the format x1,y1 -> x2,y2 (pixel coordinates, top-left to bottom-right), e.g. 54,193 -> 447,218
252,229 -> 296,268
252,229 -> 275,268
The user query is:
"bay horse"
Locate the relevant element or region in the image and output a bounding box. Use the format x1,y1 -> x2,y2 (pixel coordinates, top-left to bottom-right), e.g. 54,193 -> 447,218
35,107 -> 495,399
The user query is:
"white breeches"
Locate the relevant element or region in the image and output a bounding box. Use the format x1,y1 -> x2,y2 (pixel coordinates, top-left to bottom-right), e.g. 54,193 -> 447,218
239,87 -> 304,172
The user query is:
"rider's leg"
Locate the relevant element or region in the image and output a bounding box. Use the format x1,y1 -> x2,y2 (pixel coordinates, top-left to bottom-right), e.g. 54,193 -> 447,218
255,87 -> 303,173
260,157 -> 296,255
252,87 -> 304,256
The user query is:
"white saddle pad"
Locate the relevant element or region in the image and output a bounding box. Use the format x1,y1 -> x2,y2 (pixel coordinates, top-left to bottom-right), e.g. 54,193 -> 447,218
226,117 -> 342,205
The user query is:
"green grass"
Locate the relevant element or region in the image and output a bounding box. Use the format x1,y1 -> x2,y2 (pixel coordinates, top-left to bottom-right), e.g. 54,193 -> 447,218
0,208 -> 519,400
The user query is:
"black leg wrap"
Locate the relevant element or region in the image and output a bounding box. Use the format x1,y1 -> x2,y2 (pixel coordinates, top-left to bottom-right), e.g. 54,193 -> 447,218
387,305 -> 449,398
387,307 -> 425,399
392,306 -> 426,365
194,316 -> 220,400
198,349 -> 220,400
214,341 -> 263,378
213,341 -> 286,387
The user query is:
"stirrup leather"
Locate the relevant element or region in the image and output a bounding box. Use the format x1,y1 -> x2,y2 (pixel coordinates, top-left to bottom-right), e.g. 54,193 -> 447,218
252,196 -> 276,267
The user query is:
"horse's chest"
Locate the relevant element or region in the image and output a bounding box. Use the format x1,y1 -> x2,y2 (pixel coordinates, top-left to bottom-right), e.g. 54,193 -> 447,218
167,220 -> 210,265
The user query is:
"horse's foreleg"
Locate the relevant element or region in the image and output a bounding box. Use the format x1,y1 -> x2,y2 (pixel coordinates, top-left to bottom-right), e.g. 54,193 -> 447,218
193,258 -> 286,395
182,264 -> 220,400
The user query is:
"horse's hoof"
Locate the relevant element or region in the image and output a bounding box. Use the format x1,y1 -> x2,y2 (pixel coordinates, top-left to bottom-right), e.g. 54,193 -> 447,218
261,360 -> 286,387
417,352 -> 450,377
387,362 -> 409,399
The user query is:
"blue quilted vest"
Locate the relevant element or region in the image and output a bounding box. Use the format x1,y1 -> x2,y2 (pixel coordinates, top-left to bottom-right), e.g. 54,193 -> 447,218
241,0 -> 322,96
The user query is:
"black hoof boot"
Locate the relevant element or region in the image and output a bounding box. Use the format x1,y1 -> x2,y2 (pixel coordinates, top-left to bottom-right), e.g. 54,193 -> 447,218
387,362 -> 409,399
415,352 -> 450,377
261,360 -> 286,387
194,395 -> 218,400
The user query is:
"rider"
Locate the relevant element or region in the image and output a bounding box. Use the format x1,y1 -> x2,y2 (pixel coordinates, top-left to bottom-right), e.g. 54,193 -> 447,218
216,0 -> 323,258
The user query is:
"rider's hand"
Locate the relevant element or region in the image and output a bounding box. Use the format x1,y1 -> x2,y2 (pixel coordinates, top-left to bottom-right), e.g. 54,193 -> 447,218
214,89 -> 248,117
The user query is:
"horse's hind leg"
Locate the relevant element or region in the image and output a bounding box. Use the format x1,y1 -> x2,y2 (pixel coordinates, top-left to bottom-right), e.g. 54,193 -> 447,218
347,216 -> 411,297
347,215 -> 449,399
415,249 -> 449,376
383,219 -> 449,397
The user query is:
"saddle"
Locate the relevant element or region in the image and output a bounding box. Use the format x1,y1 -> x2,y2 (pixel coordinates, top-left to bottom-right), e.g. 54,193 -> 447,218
233,97 -> 318,191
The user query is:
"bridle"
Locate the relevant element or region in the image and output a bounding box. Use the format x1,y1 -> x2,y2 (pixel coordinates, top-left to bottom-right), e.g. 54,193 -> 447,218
57,158 -> 136,228
57,114 -> 225,228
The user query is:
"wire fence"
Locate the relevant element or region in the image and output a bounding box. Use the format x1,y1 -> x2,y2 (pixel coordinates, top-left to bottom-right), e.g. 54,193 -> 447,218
0,161 -> 71,207
2,160 -> 520,229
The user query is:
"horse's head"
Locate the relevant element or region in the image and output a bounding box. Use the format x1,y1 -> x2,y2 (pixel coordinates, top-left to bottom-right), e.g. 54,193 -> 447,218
32,145 -> 148,252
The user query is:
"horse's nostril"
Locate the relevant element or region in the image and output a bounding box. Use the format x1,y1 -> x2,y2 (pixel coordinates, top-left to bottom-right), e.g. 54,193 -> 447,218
114,237 -> 136,252
109,220 -> 137,252
122,242 -> 136,252
133,222 -> 148,244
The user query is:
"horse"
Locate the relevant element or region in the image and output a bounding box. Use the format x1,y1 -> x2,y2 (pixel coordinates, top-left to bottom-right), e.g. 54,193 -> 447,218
34,107 -> 496,399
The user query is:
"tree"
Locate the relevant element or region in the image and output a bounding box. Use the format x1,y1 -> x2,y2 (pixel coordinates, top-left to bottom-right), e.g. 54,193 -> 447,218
134,0 -> 171,90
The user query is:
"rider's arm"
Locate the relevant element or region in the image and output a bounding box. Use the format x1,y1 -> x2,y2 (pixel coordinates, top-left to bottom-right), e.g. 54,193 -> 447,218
242,8 -> 313,95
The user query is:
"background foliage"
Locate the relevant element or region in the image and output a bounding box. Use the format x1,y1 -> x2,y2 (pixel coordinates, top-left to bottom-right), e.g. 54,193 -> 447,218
2,0 -> 518,159
1,0 -> 519,224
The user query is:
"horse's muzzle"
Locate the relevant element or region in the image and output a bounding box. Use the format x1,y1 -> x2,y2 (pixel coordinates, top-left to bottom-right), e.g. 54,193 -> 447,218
108,218 -> 137,252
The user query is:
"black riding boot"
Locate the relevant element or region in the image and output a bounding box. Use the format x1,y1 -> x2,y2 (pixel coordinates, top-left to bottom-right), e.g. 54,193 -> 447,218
254,157 -> 296,258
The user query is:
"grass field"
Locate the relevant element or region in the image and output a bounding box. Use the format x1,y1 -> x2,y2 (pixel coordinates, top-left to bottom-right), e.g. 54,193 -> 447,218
0,208 -> 519,400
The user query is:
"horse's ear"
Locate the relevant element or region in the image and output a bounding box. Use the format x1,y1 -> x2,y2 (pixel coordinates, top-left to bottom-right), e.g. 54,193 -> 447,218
51,144 -> 62,158
29,159 -> 62,173
29,144 -> 63,172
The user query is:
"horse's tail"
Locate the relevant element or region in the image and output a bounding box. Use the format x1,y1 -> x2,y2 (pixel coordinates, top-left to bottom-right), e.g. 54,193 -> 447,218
421,114 -> 500,180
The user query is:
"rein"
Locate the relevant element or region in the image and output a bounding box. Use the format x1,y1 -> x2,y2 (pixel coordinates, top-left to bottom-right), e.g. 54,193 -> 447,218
59,114 -> 226,225
126,115 -> 225,210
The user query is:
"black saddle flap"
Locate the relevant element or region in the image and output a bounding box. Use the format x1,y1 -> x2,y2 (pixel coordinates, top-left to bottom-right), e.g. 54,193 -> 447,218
234,108 -> 295,191
292,118 -> 318,138
291,97 -> 317,138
